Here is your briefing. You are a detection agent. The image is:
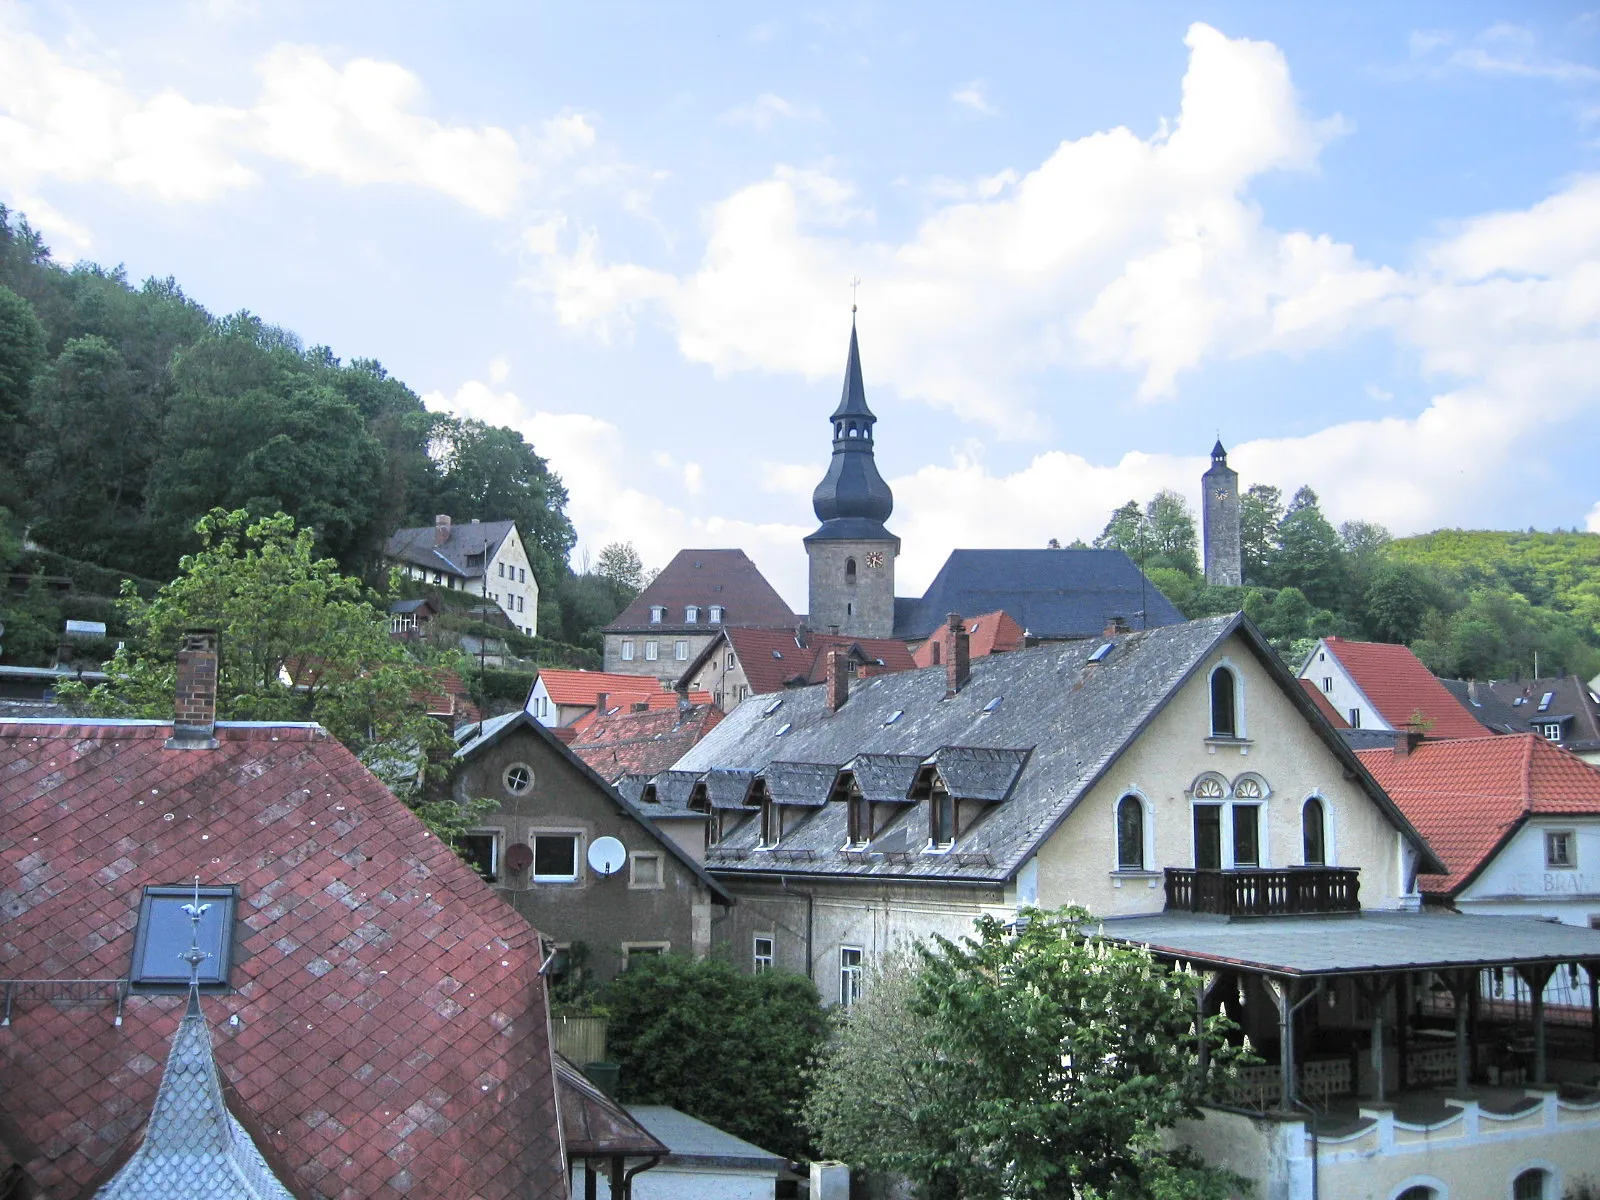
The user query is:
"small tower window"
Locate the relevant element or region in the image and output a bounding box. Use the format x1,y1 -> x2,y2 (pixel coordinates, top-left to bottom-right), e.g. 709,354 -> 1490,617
845,558 -> 857,584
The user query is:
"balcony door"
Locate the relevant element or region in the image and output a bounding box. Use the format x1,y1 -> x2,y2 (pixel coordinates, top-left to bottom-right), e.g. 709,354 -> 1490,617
1193,804 -> 1222,869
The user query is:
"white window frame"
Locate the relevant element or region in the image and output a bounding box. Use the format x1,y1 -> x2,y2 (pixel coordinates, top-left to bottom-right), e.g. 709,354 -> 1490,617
674,640 -> 689,661
628,851 -> 664,890
1207,659 -> 1246,739
753,935 -> 775,973
686,606 -> 699,623
650,606 -> 665,624
1539,723 -> 1562,741
1301,793 -> 1336,866
1546,830 -> 1576,870
710,605 -> 724,624
839,946 -> 864,1007
621,639 -> 635,661
645,640 -> 659,661
531,831 -> 583,884
458,828 -> 503,883
622,941 -> 671,969
1112,789 -> 1155,874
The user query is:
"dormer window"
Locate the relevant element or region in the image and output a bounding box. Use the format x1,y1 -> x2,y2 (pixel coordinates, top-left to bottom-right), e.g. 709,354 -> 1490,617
930,788 -> 955,848
686,606 -> 700,623
761,801 -> 780,848
709,605 -> 723,624
847,789 -> 871,847
650,606 -> 665,624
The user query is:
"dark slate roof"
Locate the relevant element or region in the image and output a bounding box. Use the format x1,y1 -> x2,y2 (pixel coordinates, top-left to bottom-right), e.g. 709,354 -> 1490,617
693,768 -> 758,811
388,598 -> 433,615
1481,675 -> 1600,751
615,774 -> 652,805
383,518 -> 516,579
918,746 -> 1032,802
640,769 -> 705,814
893,549 -> 1185,641
96,993 -> 295,1200
454,710 -> 733,904
670,614 -> 1441,884
757,761 -> 840,808
831,320 -> 874,422
605,549 -> 798,634
836,754 -> 923,804
1440,680 -> 1521,734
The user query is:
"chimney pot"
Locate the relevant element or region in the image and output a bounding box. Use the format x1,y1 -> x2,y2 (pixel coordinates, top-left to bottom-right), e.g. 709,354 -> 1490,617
169,628 -> 219,749
826,645 -> 851,712
945,613 -> 971,695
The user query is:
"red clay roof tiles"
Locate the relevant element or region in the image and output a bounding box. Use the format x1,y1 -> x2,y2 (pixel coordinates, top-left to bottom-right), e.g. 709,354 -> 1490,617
1320,636 -> 1487,739
570,705 -> 725,781
0,720 -> 566,1200
718,628 -> 917,696
1358,733 -> 1600,895
1297,678 -> 1351,729
912,610 -> 1025,669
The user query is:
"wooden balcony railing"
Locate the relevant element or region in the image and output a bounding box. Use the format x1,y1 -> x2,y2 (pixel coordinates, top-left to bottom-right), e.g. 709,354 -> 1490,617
1164,867 -> 1360,916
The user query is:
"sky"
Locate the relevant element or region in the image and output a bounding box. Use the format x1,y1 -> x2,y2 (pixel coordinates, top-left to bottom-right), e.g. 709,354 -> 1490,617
2,1 -> 1599,609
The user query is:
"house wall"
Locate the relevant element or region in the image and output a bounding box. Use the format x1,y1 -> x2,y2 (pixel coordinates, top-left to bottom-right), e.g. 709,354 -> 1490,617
604,631 -> 721,682
453,726 -> 712,982
1458,817 -> 1600,924
806,538 -> 896,640
591,1165 -> 777,1200
1299,642 -> 1389,732
685,639 -> 754,711
486,526 -> 538,637
1036,632 -> 1413,918
710,874 -> 1007,1002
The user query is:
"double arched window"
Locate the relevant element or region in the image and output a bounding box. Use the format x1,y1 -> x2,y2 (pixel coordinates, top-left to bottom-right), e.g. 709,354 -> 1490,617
1116,795 -> 1145,871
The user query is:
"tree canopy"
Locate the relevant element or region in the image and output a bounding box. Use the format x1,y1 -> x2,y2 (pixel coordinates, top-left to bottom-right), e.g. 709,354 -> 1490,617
804,908 -> 1245,1200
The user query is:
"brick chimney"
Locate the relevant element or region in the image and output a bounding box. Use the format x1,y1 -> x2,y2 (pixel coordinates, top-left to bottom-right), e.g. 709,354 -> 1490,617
945,613 -> 970,695
169,629 -> 219,749
1103,615 -> 1129,638
434,514 -> 452,545
595,692 -> 609,717
826,645 -> 851,712
1394,730 -> 1422,757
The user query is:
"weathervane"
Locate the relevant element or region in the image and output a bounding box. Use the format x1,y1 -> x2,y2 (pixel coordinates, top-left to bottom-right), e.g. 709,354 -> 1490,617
179,875 -> 212,993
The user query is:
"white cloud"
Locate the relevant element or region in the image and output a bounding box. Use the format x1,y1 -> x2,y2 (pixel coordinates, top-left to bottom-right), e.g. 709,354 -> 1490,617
0,18 -> 613,222
1588,501 -> 1600,533
522,23 -> 1350,431
1410,23 -> 1600,86
720,94 -> 822,131
950,80 -> 998,116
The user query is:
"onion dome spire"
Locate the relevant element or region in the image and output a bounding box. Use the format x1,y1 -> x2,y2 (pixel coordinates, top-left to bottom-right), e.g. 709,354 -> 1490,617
810,313 -> 894,536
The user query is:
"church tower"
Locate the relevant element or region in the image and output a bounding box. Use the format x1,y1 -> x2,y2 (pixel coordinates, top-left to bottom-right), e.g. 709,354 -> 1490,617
1202,439 -> 1242,587
805,315 -> 898,637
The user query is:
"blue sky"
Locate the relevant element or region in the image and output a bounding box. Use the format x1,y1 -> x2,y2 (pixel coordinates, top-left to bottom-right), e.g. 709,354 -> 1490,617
2,1 -> 1598,606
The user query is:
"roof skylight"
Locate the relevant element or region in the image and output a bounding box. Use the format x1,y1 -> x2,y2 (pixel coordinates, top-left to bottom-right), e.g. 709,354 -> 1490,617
775,723 -> 792,737
1538,692 -> 1554,712
884,710 -> 904,726
762,697 -> 784,717
981,697 -> 1002,714
772,650 -> 783,659
1088,642 -> 1113,663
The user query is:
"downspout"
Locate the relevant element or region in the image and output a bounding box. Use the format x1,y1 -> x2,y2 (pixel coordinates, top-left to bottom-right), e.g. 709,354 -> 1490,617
622,1155 -> 662,1199
1282,981 -> 1324,1200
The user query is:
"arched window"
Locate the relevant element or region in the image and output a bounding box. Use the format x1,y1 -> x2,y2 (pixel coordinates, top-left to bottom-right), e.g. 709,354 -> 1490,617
1210,667 -> 1237,737
1303,797 -> 1327,866
1396,1188 -> 1439,1200
1514,1169 -> 1550,1200
1116,795 -> 1145,871
845,558 -> 857,584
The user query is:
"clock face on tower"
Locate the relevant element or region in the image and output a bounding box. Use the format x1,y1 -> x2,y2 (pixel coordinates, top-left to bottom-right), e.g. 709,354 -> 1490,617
864,552 -> 885,568
1214,489 -> 1230,501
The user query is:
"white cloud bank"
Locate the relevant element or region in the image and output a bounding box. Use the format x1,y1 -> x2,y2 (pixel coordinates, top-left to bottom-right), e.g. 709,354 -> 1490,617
0,16 -> 599,220
514,22 -> 1600,576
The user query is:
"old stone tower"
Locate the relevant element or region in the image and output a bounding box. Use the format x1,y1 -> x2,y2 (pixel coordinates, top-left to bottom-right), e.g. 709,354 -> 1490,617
805,315 -> 898,637
1202,439 -> 1242,587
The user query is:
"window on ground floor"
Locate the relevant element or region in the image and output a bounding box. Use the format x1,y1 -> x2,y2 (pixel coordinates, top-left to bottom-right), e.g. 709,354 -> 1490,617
457,830 -> 501,883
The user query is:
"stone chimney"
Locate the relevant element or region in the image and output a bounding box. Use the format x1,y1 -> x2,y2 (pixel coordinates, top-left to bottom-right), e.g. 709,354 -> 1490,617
945,613 -> 970,695
433,514 -> 452,545
826,645 -> 851,712
595,692 -> 609,717
1394,730 -> 1422,757
169,629 -> 219,749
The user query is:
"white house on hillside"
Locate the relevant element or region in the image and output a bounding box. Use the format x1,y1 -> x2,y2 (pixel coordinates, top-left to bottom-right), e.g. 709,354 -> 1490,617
384,515 -> 537,636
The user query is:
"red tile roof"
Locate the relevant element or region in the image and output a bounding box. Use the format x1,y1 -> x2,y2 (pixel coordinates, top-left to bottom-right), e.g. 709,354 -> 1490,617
605,550 -> 797,633
0,720 -> 566,1200
537,669 -> 668,709
1358,734 -> 1600,895
1320,636 -> 1487,739
413,666 -> 480,725
570,704 -> 726,781
1297,678 -> 1350,729
716,628 -> 917,696
566,691 -> 716,736
912,610 -> 1025,669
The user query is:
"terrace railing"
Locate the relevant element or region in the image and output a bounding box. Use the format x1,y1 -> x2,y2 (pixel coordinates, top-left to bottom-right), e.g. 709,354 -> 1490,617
1164,867 -> 1360,916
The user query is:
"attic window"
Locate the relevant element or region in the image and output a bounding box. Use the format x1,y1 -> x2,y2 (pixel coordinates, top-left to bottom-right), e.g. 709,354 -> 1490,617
710,605 -> 724,623
884,710 -> 904,726
970,622 -> 980,633
1088,643 -> 1113,663
650,606 -> 666,624
981,697 -> 1002,715
775,722 -> 792,737
130,885 -> 238,989
762,698 -> 784,717
1538,692 -> 1554,712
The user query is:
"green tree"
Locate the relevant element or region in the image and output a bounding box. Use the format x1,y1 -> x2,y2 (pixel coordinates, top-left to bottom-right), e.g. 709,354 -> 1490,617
1143,489 -> 1200,575
600,954 -> 826,1161
1364,561 -> 1434,644
0,283 -> 43,427
55,510 -> 465,829
1239,484 -> 1283,586
806,908 -> 1246,1200
1095,500 -> 1146,560
595,541 -> 645,594
1272,487 -> 1346,610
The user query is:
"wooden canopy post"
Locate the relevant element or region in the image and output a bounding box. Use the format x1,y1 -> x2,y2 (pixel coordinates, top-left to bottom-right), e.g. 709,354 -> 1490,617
1588,960 -> 1600,1064
1397,974 -> 1412,1091
1448,971 -> 1472,1094
1517,963 -> 1557,1085
1355,975 -> 1396,1103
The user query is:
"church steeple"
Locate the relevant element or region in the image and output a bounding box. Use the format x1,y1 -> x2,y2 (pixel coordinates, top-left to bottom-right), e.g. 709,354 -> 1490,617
805,314 -> 899,638
811,317 -> 894,531
1202,438 -> 1242,588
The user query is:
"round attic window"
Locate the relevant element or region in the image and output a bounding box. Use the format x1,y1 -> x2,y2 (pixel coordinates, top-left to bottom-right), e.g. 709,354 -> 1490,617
503,763 -> 535,795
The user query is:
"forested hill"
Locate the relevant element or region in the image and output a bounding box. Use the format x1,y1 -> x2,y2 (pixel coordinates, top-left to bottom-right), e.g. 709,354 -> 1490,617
0,206 -> 574,596
1387,530 -> 1600,624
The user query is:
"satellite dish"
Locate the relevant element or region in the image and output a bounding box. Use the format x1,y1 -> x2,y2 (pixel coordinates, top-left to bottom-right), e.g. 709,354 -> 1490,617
588,836 -> 626,877
505,842 -> 534,873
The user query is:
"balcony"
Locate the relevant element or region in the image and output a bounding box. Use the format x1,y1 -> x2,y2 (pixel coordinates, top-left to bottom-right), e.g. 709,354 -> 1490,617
1164,866 -> 1359,916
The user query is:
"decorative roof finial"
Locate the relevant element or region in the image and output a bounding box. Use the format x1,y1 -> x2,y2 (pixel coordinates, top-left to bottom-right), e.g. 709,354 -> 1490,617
850,275 -> 860,317
179,875 -> 212,1014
